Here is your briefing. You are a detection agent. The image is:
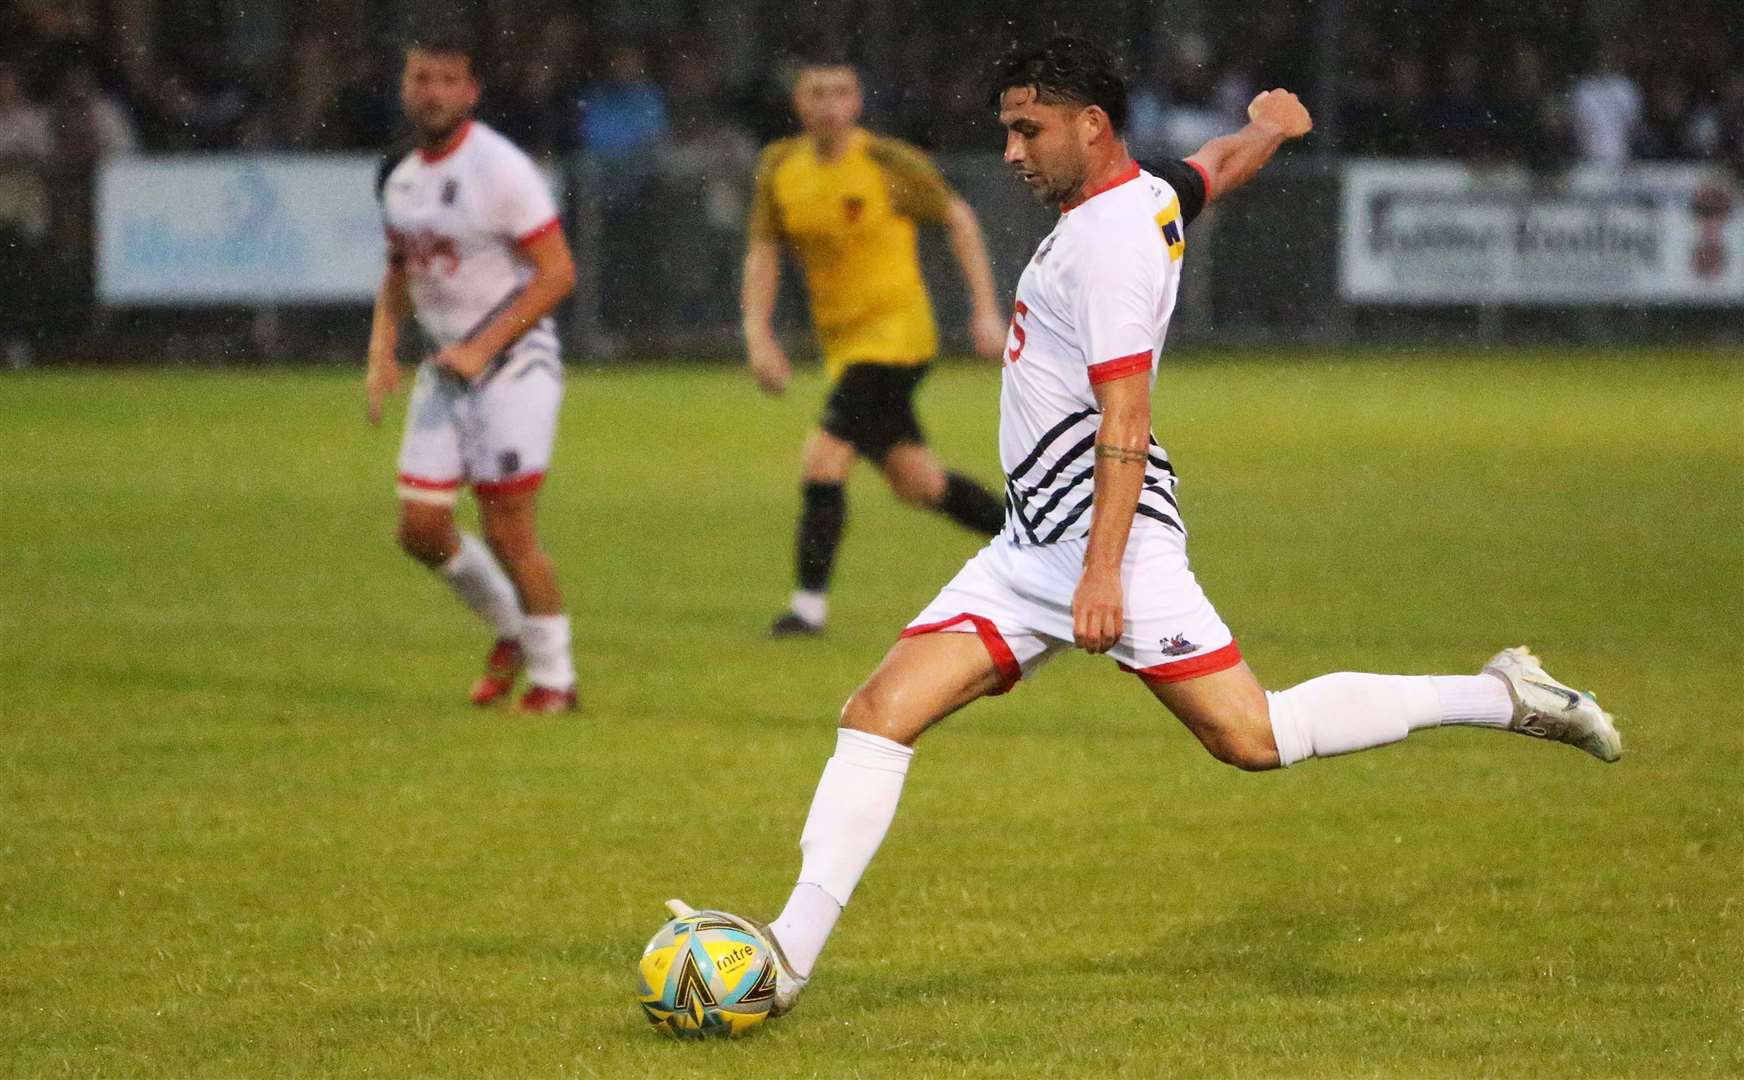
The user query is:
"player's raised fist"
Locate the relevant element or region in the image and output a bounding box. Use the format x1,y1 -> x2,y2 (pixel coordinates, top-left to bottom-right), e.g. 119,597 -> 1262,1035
1247,89 -> 1312,140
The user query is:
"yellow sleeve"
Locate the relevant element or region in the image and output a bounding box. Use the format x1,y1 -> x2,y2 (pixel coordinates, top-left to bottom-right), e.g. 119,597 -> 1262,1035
867,136 -> 955,227
747,139 -> 796,241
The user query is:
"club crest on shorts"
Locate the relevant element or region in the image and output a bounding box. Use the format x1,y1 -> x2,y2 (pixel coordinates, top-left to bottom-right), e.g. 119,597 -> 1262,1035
498,450 -> 520,476
842,195 -> 864,223
1159,634 -> 1197,657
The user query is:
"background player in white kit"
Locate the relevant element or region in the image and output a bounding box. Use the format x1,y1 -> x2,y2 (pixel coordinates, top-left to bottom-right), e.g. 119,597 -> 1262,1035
671,35 -> 1622,1016
365,31 -> 580,713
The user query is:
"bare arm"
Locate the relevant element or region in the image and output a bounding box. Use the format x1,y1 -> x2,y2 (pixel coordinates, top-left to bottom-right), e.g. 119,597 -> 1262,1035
1186,89 -> 1313,203
741,233 -> 790,395
433,229 -> 576,380
365,257 -> 411,425
1073,371 -> 1152,653
942,197 -> 1006,359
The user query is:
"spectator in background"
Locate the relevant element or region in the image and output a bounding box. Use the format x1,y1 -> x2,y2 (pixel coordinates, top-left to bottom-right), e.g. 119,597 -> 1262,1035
45,63 -> 135,293
50,64 -> 137,161
577,43 -> 668,162
1422,51 -> 1498,159
284,33 -> 342,149
1491,44 -> 1567,174
1370,56 -> 1429,156
1127,34 -> 1225,158
0,60 -> 53,364
1635,75 -> 1701,161
1686,71 -> 1744,170
318,46 -> 399,150
1570,44 -> 1642,167
136,50 -> 257,151
486,57 -> 575,157
655,42 -> 758,326
1333,24 -> 1391,156
0,63 -> 53,168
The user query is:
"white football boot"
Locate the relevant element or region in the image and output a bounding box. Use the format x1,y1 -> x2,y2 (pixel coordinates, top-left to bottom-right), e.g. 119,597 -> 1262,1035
664,899 -> 809,1017
1481,647 -> 1622,763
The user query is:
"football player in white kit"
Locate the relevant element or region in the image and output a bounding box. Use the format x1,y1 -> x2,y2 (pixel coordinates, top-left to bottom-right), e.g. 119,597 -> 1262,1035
670,35 -> 1622,1017
365,31 -> 579,713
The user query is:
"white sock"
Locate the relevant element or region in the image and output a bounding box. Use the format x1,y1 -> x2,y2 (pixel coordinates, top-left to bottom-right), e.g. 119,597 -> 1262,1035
440,533 -> 523,640
1267,672 -> 1442,767
1430,674 -> 1514,728
790,589 -> 827,627
769,883 -> 840,980
519,613 -> 575,690
771,728 -> 913,977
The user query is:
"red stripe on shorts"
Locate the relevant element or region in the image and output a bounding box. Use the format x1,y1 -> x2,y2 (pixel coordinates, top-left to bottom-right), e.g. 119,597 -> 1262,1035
474,471 -> 546,498
1121,640 -> 1243,684
397,472 -> 463,491
900,613 -> 1022,695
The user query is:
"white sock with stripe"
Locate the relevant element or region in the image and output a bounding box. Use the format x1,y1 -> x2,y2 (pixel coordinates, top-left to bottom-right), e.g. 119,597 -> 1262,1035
519,614 -> 575,691
770,728 -> 913,977
1267,672 -> 1515,767
440,533 -> 523,640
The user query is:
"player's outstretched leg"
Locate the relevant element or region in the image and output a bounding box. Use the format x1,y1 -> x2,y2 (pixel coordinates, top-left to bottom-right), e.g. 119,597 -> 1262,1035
478,486 -> 575,713
883,443 -> 1004,537
1146,650 -> 1620,769
725,632 -> 1003,1016
397,499 -> 528,705
772,430 -> 856,637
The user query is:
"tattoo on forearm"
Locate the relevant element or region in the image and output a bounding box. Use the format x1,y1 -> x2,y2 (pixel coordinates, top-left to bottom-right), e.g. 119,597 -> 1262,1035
1095,443 -> 1146,465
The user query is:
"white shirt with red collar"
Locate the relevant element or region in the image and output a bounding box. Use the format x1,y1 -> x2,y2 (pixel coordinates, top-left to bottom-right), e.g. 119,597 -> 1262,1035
379,120 -> 561,349
997,159 -> 1205,548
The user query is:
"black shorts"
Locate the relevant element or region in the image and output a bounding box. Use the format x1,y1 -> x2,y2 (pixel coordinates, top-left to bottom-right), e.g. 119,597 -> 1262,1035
819,362 -> 930,462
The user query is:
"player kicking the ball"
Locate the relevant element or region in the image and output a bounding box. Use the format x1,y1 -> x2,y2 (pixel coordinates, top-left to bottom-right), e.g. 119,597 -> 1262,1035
366,29 -> 579,713
673,35 -> 1621,1016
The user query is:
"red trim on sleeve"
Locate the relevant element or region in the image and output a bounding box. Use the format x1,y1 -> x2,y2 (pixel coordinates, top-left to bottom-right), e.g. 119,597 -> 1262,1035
1061,159 -> 1141,212
416,120 -> 473,164
515,217 -> 562,249
1087,351 -> 1153,385
1187,157 -> 1214,202
899,613 -> 1021,695
474,471 -> 546,498
396,472 -> 464,491
1121,640 -> 1243,684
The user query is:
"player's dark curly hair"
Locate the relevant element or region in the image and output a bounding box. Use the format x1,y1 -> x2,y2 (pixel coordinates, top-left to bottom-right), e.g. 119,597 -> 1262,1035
988,35 -> 1128,133
404,22 -> 477,69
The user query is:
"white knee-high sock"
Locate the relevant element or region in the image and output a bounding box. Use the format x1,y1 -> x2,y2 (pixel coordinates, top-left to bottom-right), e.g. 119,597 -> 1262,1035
520,614 -> 575,690
770,728 -> 913,977
440,533 -> 524,640
1267,672 -> 1515,767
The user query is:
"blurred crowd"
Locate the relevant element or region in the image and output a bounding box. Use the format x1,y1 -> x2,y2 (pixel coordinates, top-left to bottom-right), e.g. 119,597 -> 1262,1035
3,1 -> 1740,171
1,0 -> 1739,361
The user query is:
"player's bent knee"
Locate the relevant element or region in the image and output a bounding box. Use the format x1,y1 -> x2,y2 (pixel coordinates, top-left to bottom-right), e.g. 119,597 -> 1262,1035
1190,714 -> 1279,771
1203,730 -> 1278,772
396,514 -> 454,565
838,684 -> 915,746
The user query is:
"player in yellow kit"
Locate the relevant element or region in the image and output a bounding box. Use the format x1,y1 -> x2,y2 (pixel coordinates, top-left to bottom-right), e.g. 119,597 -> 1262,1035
743,57 -> 1008,637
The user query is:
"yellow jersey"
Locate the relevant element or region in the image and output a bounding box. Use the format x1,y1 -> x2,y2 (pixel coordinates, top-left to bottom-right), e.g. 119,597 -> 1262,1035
748,129 -> 956,377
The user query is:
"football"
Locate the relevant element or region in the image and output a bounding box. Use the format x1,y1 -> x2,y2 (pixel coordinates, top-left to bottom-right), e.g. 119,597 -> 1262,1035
636,906 -> 777,1039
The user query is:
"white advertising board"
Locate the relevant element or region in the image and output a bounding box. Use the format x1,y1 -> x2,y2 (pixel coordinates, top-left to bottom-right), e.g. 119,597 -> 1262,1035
97,155 -> 386,304
1340,161 -> 1744,306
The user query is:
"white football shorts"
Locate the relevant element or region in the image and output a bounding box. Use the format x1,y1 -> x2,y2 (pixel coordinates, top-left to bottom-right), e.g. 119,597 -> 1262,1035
903,526 -> 1240,694
395,330 -> 564,505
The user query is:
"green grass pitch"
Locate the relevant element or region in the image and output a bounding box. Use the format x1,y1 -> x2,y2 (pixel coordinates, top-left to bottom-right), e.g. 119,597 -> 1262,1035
2,350 -> 1740,1078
